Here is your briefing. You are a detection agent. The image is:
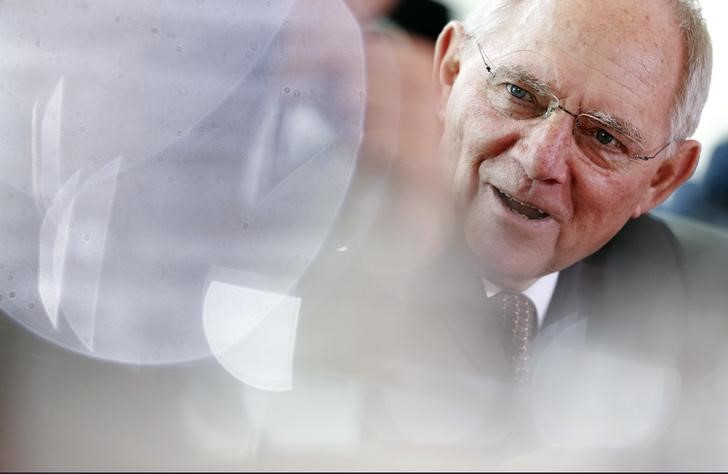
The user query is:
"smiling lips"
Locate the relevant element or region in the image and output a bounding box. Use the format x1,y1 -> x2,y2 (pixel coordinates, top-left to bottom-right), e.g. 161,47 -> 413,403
493,187 -> 550,220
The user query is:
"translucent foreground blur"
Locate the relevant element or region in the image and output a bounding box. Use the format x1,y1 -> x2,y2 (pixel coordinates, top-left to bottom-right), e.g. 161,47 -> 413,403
0,0 -> 364,363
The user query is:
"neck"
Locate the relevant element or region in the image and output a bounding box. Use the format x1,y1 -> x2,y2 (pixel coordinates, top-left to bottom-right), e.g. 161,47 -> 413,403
485,274 -> 537,293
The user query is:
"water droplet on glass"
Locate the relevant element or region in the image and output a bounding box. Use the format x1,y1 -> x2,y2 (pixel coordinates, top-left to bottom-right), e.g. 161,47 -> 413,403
242,222 -> 249,230
83,234 -> 90,242
284,87 -> 291,94
28,303 -> 34,309
114,16 -> 121,23
34,40 -> 41,48
9,292 -> 15,298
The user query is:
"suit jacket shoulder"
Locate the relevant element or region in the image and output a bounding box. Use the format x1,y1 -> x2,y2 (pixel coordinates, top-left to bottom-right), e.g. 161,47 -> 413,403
544,214 -> 688,359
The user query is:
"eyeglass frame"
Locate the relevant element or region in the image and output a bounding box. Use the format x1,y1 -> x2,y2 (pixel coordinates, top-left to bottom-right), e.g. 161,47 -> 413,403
469,34 -> 672,163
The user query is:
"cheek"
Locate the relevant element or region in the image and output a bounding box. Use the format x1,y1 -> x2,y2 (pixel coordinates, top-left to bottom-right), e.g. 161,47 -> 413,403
568,174 -> 644,249
440,95 -> 479,195
439,121 -> 462,194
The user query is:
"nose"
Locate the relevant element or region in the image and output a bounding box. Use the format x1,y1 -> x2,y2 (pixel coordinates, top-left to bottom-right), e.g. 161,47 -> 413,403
517,114 -> 572,184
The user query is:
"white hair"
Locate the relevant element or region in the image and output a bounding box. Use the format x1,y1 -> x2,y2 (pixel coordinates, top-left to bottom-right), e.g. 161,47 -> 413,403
462,0 -> 713,142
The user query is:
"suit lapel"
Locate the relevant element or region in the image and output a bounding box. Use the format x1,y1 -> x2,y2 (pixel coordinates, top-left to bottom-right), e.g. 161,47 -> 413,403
412,239 -> 513,381
543,215 -> 688,361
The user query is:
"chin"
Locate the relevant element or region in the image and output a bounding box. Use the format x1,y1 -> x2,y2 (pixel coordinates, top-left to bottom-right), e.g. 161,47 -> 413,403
464,232 -> 554,289
462,215 -> 555,287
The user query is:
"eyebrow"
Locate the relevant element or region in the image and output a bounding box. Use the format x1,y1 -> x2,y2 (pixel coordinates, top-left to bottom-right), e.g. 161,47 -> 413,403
494,64 -> 553,98
495,63 -> 647,147
584,110 -> 646,146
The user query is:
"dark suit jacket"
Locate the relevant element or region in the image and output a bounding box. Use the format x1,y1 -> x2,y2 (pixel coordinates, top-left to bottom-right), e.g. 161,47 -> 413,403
286,211 -> 728,466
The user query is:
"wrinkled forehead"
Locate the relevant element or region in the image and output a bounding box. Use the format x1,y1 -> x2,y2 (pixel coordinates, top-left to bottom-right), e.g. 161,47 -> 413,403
487,0 -> 683,85
497,0 -> 683,49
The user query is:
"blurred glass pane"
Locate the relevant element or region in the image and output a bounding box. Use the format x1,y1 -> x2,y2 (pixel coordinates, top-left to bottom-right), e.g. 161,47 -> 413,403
0,0 -> 365,363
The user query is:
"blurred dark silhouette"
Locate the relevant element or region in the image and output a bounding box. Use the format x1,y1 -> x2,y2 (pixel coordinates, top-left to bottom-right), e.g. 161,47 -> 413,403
387,0 -> 451,43
334,0 -> 454,275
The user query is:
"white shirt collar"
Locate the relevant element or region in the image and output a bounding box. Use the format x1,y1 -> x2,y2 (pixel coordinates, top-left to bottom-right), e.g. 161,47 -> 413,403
481,272 -> 560,328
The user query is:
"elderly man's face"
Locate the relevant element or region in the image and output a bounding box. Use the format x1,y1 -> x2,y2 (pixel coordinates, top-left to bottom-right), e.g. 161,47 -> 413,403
435,0 -> 700,289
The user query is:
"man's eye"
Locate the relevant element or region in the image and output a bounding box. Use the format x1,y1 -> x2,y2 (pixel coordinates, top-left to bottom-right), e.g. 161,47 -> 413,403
595,128 -> 615,145
588,127 -> 627,154
506,84 -> 533,102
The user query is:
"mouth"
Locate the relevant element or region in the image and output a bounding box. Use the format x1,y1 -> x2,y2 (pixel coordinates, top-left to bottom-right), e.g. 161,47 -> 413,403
493,186 -> 550,220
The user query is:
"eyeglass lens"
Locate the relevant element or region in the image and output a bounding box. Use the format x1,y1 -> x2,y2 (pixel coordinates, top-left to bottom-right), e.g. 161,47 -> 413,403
481,70 -> 640,170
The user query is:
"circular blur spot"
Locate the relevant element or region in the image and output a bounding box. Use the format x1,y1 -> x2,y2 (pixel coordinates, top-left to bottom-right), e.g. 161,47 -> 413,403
0,0 -> 364,364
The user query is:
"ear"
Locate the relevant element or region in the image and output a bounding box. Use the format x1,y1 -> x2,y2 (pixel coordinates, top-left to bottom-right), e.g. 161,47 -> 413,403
631,139 -> 701,218
433,21 -> 466,121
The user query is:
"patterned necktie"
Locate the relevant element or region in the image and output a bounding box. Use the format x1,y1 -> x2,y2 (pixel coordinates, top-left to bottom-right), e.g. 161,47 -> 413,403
489,292 -> 538,384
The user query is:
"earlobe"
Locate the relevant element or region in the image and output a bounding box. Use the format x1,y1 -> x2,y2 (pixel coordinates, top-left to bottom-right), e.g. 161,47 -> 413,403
433,21 -> 465,120
636,139 -> 701,216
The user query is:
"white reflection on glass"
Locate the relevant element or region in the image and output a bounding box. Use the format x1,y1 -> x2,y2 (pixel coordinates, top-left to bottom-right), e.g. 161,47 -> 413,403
203,268 -> 300,391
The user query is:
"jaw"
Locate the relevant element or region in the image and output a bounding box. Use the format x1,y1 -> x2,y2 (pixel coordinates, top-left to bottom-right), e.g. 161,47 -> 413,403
460,182 -> 562,290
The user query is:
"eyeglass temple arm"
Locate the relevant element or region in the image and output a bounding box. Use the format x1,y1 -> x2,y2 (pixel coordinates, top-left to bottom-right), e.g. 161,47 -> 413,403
471,35 -> 495,76
636,141 -> 672,161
